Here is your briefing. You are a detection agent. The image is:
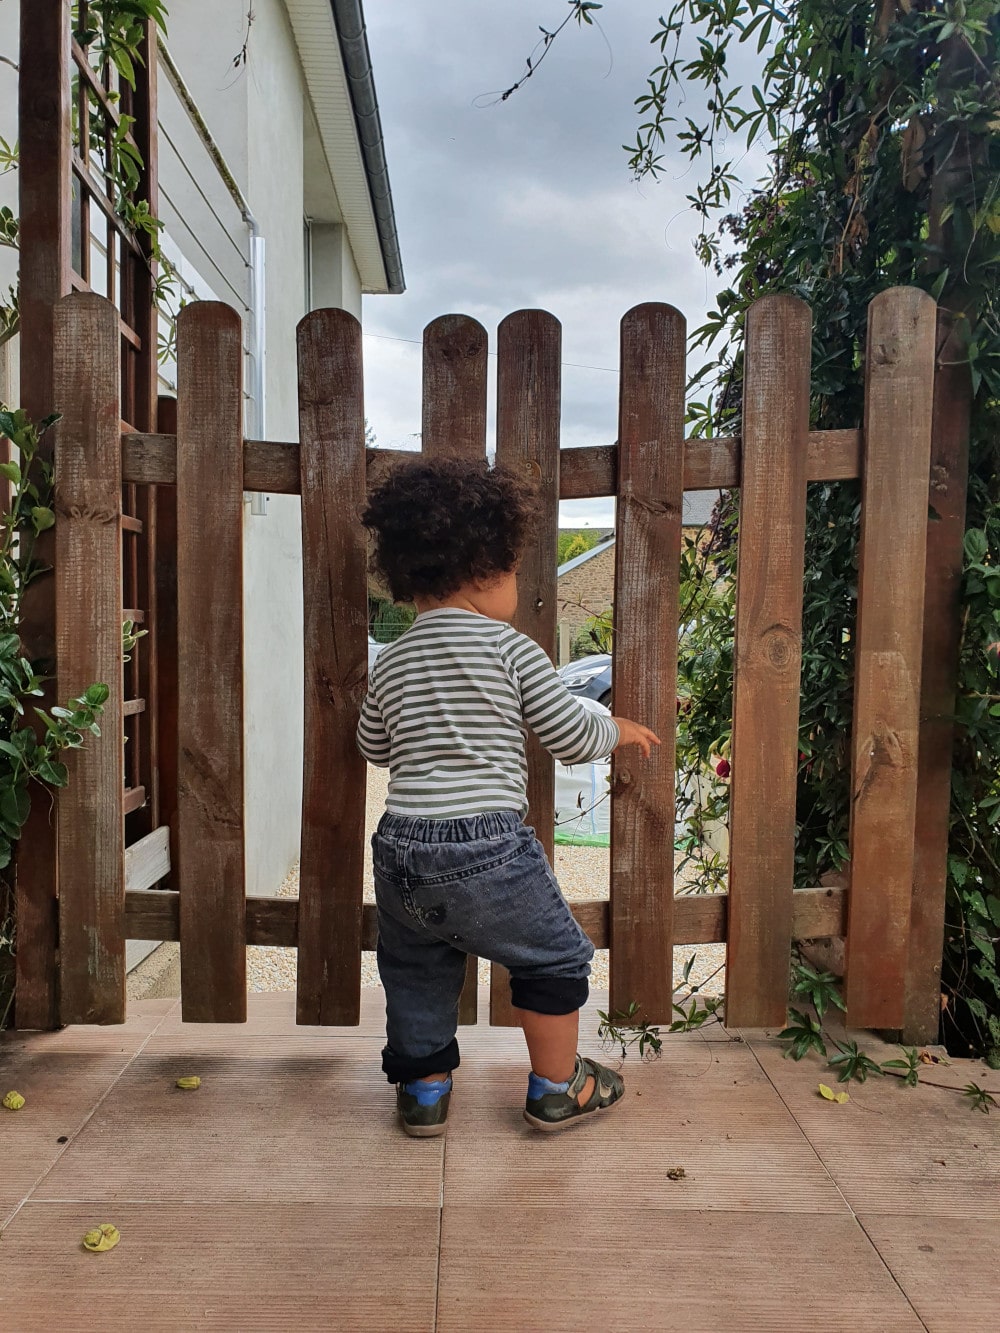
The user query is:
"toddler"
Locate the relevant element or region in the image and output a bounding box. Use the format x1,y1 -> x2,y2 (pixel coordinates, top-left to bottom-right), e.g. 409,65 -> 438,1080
358,457 -> 659,1135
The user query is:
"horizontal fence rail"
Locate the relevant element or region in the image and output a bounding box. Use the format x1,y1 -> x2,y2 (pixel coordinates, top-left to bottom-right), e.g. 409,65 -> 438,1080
34,288 -> 942,1038
120,429 -> 864,498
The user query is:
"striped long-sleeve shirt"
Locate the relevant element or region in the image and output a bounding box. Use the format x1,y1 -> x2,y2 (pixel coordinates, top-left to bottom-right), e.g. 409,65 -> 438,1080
357,608 -> 620,819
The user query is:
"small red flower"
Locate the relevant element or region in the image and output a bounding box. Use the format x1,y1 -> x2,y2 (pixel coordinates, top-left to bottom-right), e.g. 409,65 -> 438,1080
715,758 -> 731,779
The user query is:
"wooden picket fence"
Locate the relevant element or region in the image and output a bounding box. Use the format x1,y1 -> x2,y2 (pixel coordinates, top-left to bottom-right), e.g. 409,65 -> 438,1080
37,285 -> 948,1036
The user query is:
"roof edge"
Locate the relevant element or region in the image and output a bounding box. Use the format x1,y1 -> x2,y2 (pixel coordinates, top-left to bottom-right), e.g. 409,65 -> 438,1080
557,537 -> 616,579
329,0 -> 405,295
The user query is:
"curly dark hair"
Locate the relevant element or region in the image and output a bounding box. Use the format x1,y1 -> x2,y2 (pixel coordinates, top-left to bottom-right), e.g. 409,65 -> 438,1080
362,456 -> 538,602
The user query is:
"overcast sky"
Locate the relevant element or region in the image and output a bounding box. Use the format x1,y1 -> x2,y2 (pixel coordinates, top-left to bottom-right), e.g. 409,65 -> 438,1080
361,2 -> 761,527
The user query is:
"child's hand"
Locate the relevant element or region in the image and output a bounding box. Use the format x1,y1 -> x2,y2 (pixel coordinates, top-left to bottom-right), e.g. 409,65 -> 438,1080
612,717 -> 661,759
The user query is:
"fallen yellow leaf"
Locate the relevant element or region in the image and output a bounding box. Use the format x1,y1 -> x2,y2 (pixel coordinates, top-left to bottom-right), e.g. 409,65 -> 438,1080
175,1076 -> 201,1091
82,1224 -> 120,1253
2,1090 -> 25,1111
818,1083 -> 850,1104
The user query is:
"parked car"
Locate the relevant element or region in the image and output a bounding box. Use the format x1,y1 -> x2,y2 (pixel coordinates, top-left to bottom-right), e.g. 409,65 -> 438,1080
557,653 -> 612,708
368,636 -> 385,674
557,625 -> 693,709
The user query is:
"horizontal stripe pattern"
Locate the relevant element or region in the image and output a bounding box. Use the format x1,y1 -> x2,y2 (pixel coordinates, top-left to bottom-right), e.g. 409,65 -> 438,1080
357,608 -> 619,818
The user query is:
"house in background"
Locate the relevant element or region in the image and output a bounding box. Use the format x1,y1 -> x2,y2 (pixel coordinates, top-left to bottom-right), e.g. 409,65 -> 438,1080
0,0 -> 403,930
557,491 -> 718,655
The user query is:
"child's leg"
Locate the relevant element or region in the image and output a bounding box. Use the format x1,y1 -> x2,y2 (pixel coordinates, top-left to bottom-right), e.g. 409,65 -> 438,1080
375,893 -> 468,1085
514,1007 -> 597,1105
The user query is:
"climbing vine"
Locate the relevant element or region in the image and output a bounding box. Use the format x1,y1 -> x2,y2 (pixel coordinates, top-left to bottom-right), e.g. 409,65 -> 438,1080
0,410 -> 108,1028
508,1 -> 1000,1057
0,1 -> 173,347
0,3 -> 169,1026
623,0 -> 1000,1060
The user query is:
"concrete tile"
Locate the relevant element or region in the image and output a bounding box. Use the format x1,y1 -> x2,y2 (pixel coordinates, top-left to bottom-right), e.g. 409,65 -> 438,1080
36,1052 -> 444,1207
0,1052 -> 134,1226
0,1202 -> 439,1332
442,1070 -> 848,1214
436,1208 -> 923,1332
860,1215 -> 999,1332
746,1034 -> 1000,1148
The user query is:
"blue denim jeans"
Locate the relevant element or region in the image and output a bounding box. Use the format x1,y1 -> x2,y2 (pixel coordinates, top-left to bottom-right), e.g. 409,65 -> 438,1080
372,811 -> 595,1083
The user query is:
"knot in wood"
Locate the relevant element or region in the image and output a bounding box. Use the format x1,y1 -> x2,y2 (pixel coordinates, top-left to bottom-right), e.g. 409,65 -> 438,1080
930,465 -> 948,495
57,502 -> 118,526
761,624 -> 798,670
612,769 -> 632,789
873,343 -> 895,367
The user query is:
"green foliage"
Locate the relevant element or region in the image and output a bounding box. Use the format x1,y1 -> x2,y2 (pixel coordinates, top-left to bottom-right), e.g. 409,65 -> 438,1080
791,962 -> 848,1022
778,1006 -> 829,1061
882,1047 -> 922,1087
963,1081 -> 999,1113
620,0 -> 1000,1059
828,1039 -> 884,1084
557,529 -> 600,564
73,1 -> 169,89
597,1001 -> 664,1060
369,597 -> 415,645
780,962 -> 994,1109
0,410 -> 108,1028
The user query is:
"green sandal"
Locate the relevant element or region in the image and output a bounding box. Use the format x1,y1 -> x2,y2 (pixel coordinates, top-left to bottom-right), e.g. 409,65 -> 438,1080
396,1077 -> 452,1138
523,1055 -> 625,1132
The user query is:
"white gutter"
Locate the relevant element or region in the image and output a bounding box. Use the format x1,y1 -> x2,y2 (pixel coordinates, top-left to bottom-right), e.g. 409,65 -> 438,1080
157,39 -> 269,516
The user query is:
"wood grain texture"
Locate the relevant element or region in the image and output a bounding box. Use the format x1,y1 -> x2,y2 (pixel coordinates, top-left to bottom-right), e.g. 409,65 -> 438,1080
122,431 -> 861,498
421,315 -> 488,459
295,310 -> 367,1026
53,294 -> 125,1025
175,303 -> 246,1023
421,315 -> 489,1023
124,826 -> 170,894
123,887 -> 847,953
154,397 -> 179,888
904,310 -> 972,1042
725,294 -> 812,1028
609,304 -> 686,1022
13,0 -> 73,1031
492,309 -> 561,1026
846,288 -> 937,1029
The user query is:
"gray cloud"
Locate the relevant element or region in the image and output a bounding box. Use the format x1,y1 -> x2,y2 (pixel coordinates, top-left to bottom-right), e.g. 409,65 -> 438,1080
361,1 -> 759,524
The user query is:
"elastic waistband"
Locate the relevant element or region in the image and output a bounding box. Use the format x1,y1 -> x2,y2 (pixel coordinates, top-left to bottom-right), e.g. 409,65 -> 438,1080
377,810 -> 523,844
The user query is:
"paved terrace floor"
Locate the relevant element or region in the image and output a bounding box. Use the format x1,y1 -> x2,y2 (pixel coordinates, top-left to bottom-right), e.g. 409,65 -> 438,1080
1,990 -> 998,1332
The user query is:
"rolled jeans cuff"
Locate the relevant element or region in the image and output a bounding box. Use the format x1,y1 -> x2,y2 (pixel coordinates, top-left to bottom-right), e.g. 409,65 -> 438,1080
510,973 -> 589,1015
381,1038 -> 461,1084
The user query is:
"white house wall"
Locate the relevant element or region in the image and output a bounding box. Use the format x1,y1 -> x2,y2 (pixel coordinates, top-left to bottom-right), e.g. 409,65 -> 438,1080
0,0 -> 368,905
243,0 -> 310,901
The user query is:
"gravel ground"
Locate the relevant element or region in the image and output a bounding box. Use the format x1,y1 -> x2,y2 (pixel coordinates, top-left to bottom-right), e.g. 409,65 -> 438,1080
247,766 -> 727,999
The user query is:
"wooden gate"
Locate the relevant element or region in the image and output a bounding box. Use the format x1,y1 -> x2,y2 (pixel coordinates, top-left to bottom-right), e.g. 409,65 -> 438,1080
39,284 -> 942,1034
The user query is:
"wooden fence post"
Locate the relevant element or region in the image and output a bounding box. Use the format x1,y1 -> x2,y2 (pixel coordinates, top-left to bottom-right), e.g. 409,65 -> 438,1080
154,396 -> 179,881
296,308 -> 367,1026
610,304 -> 686,1022
492,309 -> 561,1026
54,293 -> 125,1024
422,314 -> 489,1024
845,288 -> 937,1029
176,303 -> 246,1023
14,0 -> 72,1030
726,294 -> 811,1028
905,309 -> 972,1041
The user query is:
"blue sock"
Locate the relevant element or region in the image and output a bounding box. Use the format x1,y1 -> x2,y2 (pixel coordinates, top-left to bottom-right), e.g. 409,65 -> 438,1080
402,1076 -> 452,1106
528,1071 -> 571,1100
